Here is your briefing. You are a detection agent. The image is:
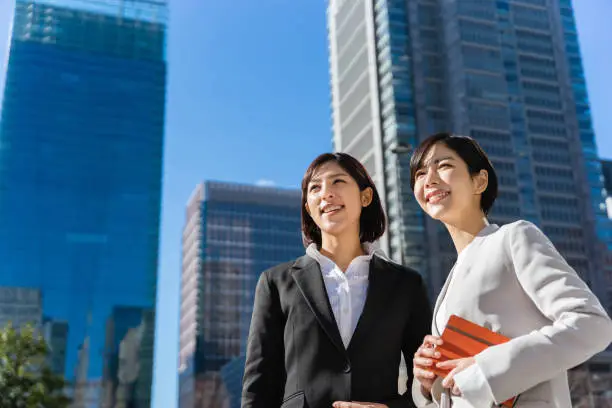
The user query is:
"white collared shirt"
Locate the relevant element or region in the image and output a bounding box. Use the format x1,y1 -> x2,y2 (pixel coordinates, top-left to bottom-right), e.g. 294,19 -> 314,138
306,243 -> 376,348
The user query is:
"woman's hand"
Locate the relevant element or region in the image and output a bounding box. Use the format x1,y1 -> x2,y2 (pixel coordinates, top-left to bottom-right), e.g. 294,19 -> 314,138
332,402 -> 387,408
413,335 -> 443,396
437,357 -> 476,396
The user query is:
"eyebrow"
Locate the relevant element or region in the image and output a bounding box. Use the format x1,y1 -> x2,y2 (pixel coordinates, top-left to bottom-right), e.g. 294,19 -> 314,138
418,156 -> 455,169
309,172 -> 349,183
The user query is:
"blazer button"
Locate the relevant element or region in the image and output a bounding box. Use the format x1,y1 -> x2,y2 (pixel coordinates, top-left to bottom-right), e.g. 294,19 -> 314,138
343,363 -> 351,373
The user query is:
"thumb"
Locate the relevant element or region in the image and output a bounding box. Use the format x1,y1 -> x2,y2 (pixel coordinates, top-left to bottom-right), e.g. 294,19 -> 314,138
442,367 -> 458,388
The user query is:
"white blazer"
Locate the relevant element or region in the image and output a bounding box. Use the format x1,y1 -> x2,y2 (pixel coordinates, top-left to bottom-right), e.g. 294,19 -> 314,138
412,220 -> 612,407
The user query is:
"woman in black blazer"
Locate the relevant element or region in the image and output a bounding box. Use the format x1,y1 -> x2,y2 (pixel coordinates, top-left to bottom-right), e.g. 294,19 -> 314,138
242,152 -> 432,408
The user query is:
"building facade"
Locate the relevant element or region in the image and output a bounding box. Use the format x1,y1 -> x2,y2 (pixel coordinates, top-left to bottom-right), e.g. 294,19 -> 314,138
0,286 -> 42,329
602,160 -> 612,219
0,0 -> 167,405
178,181 -> 304,408
326,0 -> 612,309
600,159 -> 612,320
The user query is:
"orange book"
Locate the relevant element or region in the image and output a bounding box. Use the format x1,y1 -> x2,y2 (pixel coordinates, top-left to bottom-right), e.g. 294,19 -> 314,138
431,315 -> 519,408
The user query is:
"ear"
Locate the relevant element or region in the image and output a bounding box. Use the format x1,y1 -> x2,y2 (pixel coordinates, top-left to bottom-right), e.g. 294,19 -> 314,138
305,202 -> 311,216
361,187 -> 373,207
473,170 -> 488,195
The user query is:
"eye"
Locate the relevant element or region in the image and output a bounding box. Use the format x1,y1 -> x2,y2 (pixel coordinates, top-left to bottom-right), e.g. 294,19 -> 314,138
309,184 -> 320,192
333,178 -> 345,184
415,169 -> 426,178
439,162 -> 453,169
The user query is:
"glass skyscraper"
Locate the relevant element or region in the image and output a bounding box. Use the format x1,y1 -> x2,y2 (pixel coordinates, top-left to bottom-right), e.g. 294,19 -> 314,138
0,0 -> 167,406
601,159 -> 612,316
602,160 -> 612,219
179,181 -> 304,408
327,0 -> 612,309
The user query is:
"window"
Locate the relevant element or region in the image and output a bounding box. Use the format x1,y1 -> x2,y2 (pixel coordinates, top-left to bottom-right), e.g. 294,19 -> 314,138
420,28 -> 440,53
466,72 -> 507,102
463,45 -> 502,72
425,80 -> 445,107
458,0 -> 496,20
512,4 -> 550,30
459,19 -> 499,46
516,30 -> 553,55
469,102 -> 510,130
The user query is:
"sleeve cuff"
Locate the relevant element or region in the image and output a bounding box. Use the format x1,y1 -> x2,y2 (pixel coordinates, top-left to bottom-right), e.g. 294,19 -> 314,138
411,378 -> 439,407
453,361 -> 494,407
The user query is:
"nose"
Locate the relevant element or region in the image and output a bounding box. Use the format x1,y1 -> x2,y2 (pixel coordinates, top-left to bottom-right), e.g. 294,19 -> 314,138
320,181 -> 335,198
424,167 -> 439,188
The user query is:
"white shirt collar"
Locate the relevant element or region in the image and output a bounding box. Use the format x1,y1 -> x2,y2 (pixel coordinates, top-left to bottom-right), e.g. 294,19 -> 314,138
306,242 -> 377,277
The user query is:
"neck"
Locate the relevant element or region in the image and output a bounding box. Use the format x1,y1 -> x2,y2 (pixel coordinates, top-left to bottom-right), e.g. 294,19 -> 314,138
444,211 -> 488,255
320,230 -> 365,272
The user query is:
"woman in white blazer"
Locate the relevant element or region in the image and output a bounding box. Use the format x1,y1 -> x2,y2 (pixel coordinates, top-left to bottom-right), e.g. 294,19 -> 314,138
409,132 -> 612,407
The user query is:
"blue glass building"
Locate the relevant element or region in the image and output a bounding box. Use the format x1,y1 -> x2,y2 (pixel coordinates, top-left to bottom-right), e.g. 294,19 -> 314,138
0,0 -> 167,406
220,356 -> 247,408
179,181 -> 304,408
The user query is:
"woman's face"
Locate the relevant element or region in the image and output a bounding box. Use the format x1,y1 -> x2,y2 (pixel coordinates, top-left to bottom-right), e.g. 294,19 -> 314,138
305,161 -> 372,240
413,142 -> 487,223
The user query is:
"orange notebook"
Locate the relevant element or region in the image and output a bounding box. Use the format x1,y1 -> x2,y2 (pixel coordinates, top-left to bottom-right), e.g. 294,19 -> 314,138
431,315 -> 519,408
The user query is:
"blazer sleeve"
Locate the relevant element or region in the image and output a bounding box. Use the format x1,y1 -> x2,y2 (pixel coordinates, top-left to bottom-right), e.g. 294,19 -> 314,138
241,270 -> 286,408
472,220 -> 612,404
386,273 -> 433,408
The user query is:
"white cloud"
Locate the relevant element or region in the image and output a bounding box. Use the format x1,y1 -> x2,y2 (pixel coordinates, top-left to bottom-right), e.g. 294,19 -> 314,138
255,179 -> 276,187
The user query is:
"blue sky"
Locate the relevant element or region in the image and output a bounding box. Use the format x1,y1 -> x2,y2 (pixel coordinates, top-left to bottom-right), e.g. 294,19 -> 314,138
0,1 -> 610,407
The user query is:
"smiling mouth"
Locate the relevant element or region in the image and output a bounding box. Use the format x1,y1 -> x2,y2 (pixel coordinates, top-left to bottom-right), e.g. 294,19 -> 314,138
426,191 -> 450,204
320,205 -> 344,215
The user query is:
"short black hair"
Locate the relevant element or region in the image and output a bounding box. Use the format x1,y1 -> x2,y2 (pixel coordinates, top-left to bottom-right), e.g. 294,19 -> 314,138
409,132 -> 498,215
301,153 -> 386,247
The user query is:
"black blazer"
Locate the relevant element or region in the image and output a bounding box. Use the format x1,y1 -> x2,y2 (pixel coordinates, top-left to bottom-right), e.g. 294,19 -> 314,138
242,254 -> 432,408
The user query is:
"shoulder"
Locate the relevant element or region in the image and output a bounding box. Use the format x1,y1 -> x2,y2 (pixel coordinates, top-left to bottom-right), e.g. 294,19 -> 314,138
260,258 -> 301,283
499,220 -> 555,254
263,259 -> 297,276
501,219 -> 540,233
500,220 -> 548,242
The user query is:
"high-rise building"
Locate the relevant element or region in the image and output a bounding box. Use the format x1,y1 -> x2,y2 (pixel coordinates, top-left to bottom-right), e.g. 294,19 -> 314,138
42,318 -> 70,375
220,356 -> 247,408
101,306 -> 148,408
600,159 -> 612,318
602,159 -> 612,219
0,0 -> 167,405
179,181 -> 304,408
0,286 -> 42,329
326,0 -> 612,307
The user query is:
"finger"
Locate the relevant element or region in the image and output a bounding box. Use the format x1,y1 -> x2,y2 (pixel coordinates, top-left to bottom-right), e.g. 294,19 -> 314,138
436,359 -> 459,369
414,367 -> 436,380
442,368 -> 457,388
333,402 -> 356,408
423,335 -> 443,346
414,357 -> 435,367
452,384 -> 462,396
415,347 -> 440,359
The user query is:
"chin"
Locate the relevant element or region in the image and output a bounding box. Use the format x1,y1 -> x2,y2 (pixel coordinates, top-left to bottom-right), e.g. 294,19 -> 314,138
319,224 -> 347,237
425,207 -> 450,222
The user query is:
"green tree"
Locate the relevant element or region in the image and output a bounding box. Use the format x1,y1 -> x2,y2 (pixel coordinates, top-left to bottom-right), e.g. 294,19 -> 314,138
0,323 -> 71,408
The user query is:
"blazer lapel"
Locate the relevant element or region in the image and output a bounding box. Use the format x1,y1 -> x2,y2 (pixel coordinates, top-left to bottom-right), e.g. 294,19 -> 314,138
431,270 -> 453,336
291,255 -> 346,355
347,255 -> 391,351
431,225 -> 498,335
